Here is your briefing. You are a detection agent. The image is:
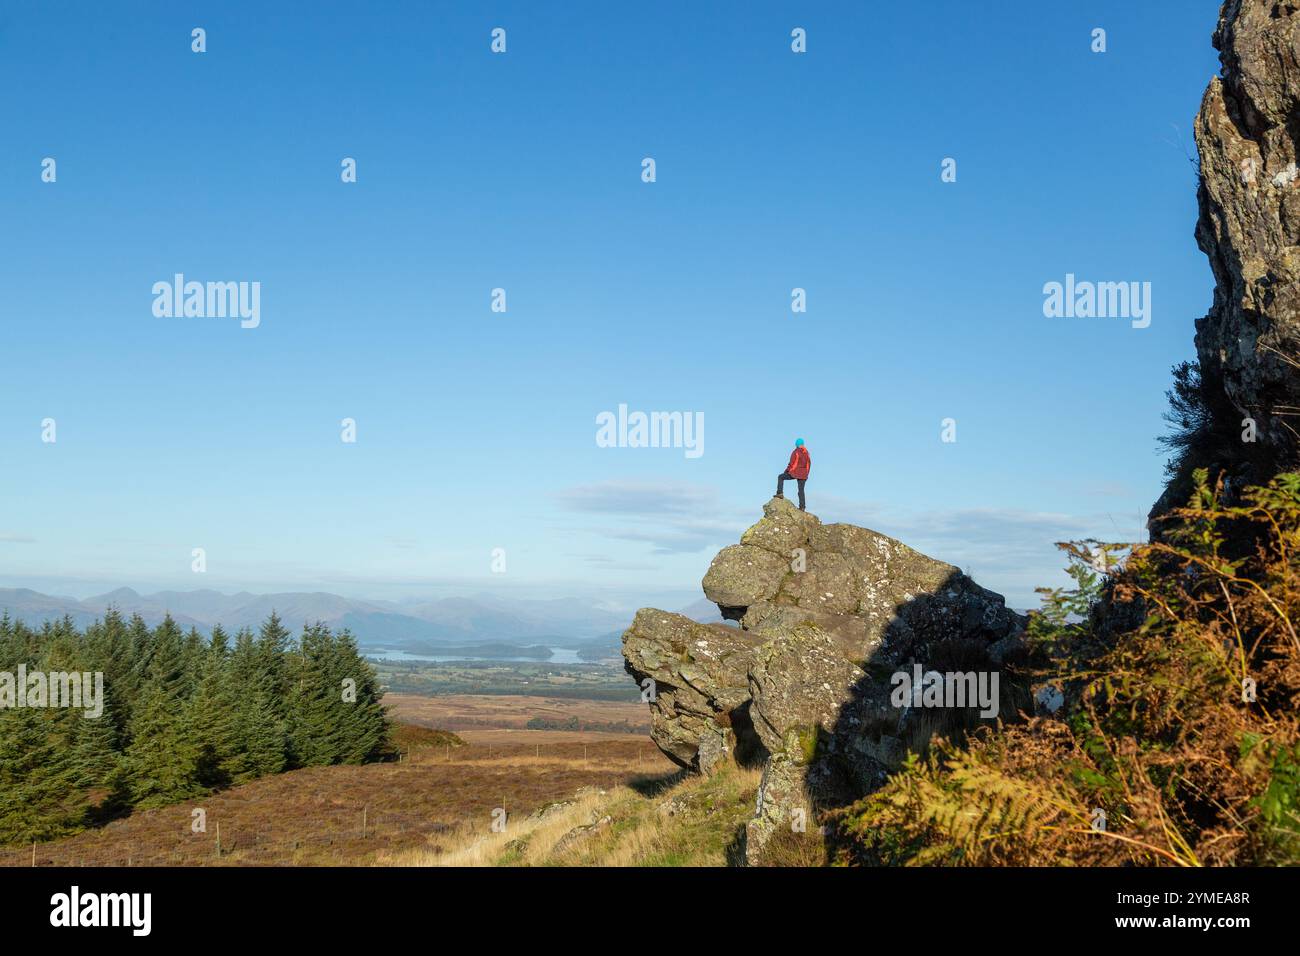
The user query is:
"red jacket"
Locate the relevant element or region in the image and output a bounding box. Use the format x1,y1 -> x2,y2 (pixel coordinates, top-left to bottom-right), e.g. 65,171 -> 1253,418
786,446 -> 811,479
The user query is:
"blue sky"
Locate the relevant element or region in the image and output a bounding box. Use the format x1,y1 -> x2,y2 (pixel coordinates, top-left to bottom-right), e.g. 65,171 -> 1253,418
0,1 -> 1221,611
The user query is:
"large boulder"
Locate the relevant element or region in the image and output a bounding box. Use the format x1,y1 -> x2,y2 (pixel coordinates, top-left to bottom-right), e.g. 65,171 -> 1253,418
621,608 -> 767,773
701,545 -> 789,618
622,497 -> 1027,862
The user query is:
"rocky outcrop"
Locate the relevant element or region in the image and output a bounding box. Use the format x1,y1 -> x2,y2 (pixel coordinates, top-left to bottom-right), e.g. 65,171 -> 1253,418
1156,0 -> 1300,515
623,497 -> 1026,862
620,608 -> 766,773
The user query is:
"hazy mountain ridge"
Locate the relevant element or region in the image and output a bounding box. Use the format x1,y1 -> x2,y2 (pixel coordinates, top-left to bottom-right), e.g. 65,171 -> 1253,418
0,586 -> 716,652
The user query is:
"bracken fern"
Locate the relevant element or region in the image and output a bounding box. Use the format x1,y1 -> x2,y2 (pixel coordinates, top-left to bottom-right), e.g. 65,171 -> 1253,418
831,469 -> 1300,867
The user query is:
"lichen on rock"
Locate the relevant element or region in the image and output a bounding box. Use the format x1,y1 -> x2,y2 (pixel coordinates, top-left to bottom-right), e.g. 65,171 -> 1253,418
1155,0 -> 1300,518
622,496 -> 1026,863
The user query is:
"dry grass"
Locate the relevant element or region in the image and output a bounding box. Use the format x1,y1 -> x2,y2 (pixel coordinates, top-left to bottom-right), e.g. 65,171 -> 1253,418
0,726 -> 677,867
384,764 -> 763,867
748,821 -> 832,867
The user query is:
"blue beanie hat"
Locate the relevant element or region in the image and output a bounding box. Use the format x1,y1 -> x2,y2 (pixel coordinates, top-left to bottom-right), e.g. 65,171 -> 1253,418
795,438 -> 805,446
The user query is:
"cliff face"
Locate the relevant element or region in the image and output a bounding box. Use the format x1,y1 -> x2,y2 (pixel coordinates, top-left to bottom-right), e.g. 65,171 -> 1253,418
622,498 -> 1025,862
1160,0 -> 1300,512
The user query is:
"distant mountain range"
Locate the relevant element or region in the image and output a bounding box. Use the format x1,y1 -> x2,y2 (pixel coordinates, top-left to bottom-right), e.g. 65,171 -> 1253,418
0,586 -> 724,654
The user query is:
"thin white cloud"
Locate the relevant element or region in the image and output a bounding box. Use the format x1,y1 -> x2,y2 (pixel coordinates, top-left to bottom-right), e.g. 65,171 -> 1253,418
553,479 -> 749,555
553,480 -> 718,516
572,554 -> 662,571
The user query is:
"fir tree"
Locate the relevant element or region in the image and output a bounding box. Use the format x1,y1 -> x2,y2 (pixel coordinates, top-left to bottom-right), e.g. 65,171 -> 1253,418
226,626 -> 287,781
334,630 -> 388,763
123,618 -> 201,806
0,706 -> 77,844
0,610 -> 390,846
185,626 -> 238,788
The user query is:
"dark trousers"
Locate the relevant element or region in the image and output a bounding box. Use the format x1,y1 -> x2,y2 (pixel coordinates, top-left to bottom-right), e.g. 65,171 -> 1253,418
777,472 -> 806,510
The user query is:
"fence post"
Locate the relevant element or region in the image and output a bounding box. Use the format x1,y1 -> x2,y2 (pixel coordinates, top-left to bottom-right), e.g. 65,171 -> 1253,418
215,822 -> 221,859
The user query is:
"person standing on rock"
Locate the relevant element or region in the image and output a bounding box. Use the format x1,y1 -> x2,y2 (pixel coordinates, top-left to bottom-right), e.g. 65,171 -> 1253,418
775,438 -> 811,511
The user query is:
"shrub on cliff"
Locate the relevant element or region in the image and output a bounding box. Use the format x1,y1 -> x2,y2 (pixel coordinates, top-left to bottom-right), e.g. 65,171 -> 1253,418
831,469 -> 1300,866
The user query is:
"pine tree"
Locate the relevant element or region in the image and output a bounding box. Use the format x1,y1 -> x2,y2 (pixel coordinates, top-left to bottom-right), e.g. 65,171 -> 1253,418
334,630 -> 388,763
124,682 -> 201,806
84,608 -> 136,736
122,613 -> 152,706
285,623 -> 338,766
226,626 -> 287,781
257,612 -> 291,703
285,625 -> 388,766
140,615 -> 185,690
179,627 -> 207,699
0,611 -> 390,847
69,688 -> 121,790
185,626 -> 238,788
0,705 -> 77,844
123,618 -> 201,806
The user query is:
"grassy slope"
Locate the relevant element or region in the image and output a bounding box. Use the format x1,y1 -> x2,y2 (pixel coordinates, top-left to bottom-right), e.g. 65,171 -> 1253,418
385,764 -> 765,867
1,728 -> 679,867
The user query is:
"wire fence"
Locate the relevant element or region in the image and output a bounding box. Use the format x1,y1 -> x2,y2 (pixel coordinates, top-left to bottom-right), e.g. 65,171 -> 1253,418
7,740 -> 674,867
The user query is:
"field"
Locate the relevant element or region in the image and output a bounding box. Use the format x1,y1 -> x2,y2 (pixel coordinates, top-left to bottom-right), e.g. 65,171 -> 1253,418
0,690 -> 673,867
385,692 -> 651,736
1,729 -> 677,867
383,763 -> 772,867
372,656 -> 636,701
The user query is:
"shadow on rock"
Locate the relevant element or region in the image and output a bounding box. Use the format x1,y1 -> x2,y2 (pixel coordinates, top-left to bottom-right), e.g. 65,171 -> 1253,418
622,497 -> 1032,865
